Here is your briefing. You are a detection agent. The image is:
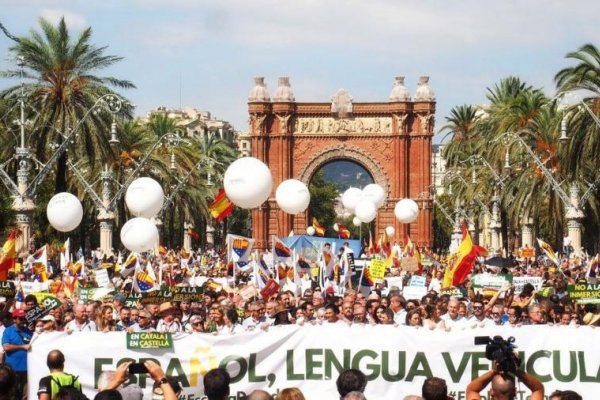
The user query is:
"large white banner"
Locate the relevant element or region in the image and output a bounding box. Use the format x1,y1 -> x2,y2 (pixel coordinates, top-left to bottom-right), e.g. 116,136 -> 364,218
28,326 -> 600,399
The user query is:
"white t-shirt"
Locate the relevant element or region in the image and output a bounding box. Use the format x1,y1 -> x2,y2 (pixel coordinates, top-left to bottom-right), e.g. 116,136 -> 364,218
440,313 -> 465,330
65,319 -> 97,332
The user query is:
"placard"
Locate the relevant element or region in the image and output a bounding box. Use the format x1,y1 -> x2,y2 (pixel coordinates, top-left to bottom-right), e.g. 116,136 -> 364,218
126,332 -> 173,349
369,259 -> 387,281
568,283 -> 600,303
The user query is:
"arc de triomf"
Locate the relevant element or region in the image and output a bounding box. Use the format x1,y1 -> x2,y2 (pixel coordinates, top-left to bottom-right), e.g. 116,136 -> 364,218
247,76 -> 435,250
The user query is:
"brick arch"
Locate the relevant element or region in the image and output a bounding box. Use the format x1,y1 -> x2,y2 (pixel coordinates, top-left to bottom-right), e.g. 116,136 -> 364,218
297,144 -> 389,195
248,89 -> 435,249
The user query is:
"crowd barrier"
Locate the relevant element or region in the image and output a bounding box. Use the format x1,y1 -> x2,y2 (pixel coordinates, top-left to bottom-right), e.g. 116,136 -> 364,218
28,325 -> 599,399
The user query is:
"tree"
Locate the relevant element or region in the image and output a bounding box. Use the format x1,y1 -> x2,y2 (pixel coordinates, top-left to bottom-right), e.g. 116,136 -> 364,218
308,170 -> 339,237
0,17 -> 134,193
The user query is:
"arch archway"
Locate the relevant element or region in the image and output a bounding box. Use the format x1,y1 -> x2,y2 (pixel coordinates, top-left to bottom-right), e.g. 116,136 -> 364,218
248,79 -> 435,249
298,144 -> 386,194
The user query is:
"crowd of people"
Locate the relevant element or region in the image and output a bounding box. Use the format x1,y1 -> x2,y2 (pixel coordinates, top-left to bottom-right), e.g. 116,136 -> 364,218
0,241 -> 597,399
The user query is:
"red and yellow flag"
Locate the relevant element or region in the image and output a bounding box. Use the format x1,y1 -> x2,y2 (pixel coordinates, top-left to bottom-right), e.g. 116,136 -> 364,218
312,218 -> 325,237
338,223 -> 351,239
443,226 -> 487,288
0,230 -> 18,280
209,188 -> 234,222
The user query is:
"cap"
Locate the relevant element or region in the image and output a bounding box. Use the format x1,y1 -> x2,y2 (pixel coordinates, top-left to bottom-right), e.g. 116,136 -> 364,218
12,309 -> 26,318
40,315 -> 56,322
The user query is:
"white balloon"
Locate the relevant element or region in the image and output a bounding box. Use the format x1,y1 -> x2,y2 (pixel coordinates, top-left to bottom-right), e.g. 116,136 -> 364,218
394,199 -> 419,224
275,179 -> 310,214
125,177 -> 164,218
46,192 -> 83,232
362,184 -> 386,208
385,226 -> 396,237
352,216 -> 362,227
120,217 -> 159,253
333,223 -> 339,232
224,157 -> 273,209
306,226 -> 316,236
355,200 -> 377,223
341,187 -> 363,212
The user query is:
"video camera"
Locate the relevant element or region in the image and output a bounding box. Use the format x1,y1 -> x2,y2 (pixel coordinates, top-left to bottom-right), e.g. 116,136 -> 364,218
474,335 -> 519,376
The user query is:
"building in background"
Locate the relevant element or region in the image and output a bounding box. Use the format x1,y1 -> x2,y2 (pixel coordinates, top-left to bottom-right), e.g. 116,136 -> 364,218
146,106 -> 236,144
235,131 -> 252,157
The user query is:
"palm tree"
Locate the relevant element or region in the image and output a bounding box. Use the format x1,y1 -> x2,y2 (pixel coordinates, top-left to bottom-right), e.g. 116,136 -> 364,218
0,17 -> 134,193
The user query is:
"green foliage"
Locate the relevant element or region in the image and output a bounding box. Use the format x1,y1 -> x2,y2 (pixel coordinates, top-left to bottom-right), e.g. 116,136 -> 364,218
308,170 -> 339,237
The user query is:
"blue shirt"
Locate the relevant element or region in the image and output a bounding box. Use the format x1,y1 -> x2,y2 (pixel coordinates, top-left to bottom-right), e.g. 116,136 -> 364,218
2,325 -> 32,372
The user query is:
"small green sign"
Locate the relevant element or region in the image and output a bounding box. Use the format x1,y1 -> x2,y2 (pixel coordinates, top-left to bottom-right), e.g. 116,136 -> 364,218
126,332 -> 173,349
568,283 -> 600,303
0,281 -> 16,298
172,286 -> 204,302
77,287 -> 114,302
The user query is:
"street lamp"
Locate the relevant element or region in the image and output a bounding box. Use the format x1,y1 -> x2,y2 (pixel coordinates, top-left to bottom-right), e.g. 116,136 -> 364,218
68,130 -> 183,256
0,58 -> 125,254
156,157 -> 215,251
495,131 -> 584,254
556,92 -> 600,143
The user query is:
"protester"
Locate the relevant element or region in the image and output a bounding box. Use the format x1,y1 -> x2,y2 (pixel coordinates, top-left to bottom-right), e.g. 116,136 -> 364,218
421,377 -> 448,400
278,388 -> 305,400
336,369 -> 367,399
203,368 -> 230,400
466,362 -> 544,400
37,349 -> 82,400
2,309 -> 32,400
65,305 -> 96,332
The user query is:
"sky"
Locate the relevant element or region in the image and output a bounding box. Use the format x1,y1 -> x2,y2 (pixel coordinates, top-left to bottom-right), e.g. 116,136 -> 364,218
1,0 -> 599,143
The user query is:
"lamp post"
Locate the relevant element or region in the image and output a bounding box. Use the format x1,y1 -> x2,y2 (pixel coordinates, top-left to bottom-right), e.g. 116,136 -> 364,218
68,131 -> 182,256
0,57 -> 125,254
156,157 -> 215,251
496,131 -> 584,254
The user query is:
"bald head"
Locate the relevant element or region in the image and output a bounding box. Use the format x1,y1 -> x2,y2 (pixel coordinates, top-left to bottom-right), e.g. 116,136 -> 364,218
491,375 -> 515,399
247,389 -> 273,400
47,349 -> 65,370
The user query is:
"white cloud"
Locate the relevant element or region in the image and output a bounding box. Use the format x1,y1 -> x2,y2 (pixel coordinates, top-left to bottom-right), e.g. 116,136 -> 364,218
40,9 -> 88,30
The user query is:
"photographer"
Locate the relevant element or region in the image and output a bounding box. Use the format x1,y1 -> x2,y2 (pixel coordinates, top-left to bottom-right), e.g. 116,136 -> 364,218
466,361 -> 544,400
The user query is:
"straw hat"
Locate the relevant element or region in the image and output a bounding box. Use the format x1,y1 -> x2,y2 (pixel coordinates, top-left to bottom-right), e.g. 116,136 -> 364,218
158,302 -> 175,315
583,312 -> 600,326
272,304 -> 288,317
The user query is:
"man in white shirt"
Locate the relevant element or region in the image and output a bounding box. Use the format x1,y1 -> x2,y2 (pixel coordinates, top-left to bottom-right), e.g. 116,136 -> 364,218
428,271 -> 444,293
441,298 -> 465,330
242,301 -> 266,331
467,300 -> 495,328
389,293 -> 407,325
66,304 -> 97,332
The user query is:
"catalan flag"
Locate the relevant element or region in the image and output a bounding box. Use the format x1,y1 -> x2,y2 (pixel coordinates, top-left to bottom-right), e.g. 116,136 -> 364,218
209,188 -> 234,222
338,223 -> 351,239
133,261 -> 157,292
120,253 -> 140,277
358,265 -> 374,297
34,263 -> 48,282
0,230 -> 18,280
312,218 -> 325,237
226,234 -> 254,278
254,255 -> 273,288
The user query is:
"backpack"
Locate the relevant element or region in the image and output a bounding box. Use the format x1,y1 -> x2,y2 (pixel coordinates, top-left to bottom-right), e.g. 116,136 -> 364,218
50,373 -> 82,399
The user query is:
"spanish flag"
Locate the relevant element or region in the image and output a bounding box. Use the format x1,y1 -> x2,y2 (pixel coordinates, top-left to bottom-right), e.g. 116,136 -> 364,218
0,230 -> 18,280
338,223 -> 351,239
312,218 -> 326,237
443,225 -> 487,288
209,188 -> 234,222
